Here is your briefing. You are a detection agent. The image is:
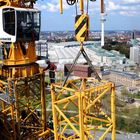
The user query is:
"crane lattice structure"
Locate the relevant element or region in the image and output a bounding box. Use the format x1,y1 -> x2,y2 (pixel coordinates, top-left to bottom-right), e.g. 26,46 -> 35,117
51,78 -> 116,140
0,0 -> 50,139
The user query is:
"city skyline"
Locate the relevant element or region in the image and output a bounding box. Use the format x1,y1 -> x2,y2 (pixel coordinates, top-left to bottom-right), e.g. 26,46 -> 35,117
36,0 -> 140,31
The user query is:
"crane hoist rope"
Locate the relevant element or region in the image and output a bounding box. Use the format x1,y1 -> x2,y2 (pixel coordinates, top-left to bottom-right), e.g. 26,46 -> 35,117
60,0 -> 101,87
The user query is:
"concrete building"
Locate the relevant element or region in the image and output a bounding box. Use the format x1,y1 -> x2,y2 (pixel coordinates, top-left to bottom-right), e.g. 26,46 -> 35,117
36,41 -> 136,72
87,45 -> 135,70
130,45 -> 140,65
109,70 -> 140,88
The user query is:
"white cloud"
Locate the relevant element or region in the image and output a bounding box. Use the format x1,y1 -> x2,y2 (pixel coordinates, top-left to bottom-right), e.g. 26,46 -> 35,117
36,0 -> 100,13
120,11 -> 139,16
36,0 -> 140,16
123,0 -> 140,4
106,0 -> 140,16
46,3 -> 59,12
36,0 -> 69,12
107,1 -> 120,11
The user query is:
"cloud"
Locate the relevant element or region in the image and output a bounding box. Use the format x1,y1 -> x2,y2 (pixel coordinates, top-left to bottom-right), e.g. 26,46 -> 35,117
107,1 -> 120,11
120,11 -> 139,16
36,0 -> 100,13
45,3 -> 59,12
106,0 -> 140,16
35,0 -> 140,17
123,0 -> 140,4
36,0 -> 69,12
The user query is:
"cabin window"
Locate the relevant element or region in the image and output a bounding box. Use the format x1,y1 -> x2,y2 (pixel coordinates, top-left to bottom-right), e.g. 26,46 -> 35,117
16,11 -> 40,41
3,8 -> 15,35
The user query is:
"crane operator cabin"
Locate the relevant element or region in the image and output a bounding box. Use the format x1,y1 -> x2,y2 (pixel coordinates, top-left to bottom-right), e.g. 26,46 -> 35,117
0,7 -> 40,43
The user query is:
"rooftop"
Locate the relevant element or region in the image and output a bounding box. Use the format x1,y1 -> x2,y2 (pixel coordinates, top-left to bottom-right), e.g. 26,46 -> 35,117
111,70 -> 140,80
87,45 -> 125,58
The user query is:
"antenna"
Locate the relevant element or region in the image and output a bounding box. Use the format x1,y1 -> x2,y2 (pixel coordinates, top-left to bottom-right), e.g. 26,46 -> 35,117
100,0 -> 106,47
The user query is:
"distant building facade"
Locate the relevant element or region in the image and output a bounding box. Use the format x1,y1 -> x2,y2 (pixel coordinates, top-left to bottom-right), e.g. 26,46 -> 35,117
130,45 -> 140,65
109,70 -> 140,88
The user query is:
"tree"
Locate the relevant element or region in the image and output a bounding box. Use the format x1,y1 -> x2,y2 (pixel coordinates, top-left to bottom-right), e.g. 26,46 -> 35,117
116,116 -> 126,130
121,87 -> 129,101
103,39 -> 131,58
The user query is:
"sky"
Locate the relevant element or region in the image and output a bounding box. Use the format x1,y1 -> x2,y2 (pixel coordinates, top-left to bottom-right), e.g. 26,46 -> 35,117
36,0 -> 140,31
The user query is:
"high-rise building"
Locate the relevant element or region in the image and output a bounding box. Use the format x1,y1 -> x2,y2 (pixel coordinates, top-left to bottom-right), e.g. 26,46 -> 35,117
130,45 -> 140,65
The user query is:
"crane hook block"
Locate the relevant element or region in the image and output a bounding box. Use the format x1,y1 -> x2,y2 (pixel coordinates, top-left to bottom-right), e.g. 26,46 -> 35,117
75,14 -> 89,42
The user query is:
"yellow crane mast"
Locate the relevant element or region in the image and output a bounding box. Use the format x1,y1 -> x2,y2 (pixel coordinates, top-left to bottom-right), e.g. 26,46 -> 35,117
0,0 -> 50,139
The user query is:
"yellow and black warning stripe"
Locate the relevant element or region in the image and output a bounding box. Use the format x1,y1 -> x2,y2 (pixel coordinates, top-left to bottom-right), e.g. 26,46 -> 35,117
75,14 -> 89,42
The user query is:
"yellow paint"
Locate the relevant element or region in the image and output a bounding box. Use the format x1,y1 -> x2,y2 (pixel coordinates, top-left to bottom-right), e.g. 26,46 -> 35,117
75,14 -> 89,42
51,78 -> 116,140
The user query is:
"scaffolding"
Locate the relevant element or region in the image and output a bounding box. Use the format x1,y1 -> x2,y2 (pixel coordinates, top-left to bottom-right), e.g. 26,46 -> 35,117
51,78 -> 116,140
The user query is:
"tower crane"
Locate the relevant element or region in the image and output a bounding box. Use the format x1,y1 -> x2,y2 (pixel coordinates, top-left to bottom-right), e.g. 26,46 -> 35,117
0,0 -> 116,139
0,0 -> 50,139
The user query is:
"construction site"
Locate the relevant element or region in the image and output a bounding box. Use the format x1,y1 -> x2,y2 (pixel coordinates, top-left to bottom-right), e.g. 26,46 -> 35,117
0,0 -> 116,139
